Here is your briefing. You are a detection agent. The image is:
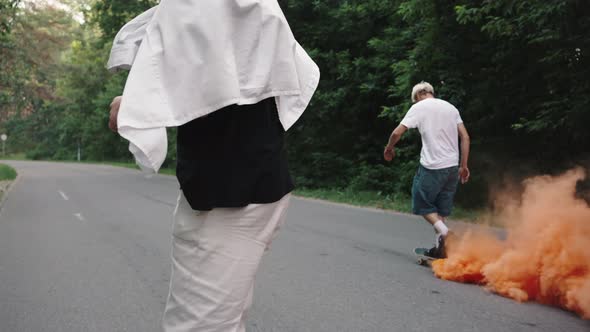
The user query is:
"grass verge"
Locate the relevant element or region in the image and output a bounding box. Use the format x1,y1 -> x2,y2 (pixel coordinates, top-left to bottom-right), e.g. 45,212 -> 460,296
2,153 -> 27,160
1,156 -> 483,221
294,187 -> 482,222
294,187 -> 412,212
0,164 -> 17,181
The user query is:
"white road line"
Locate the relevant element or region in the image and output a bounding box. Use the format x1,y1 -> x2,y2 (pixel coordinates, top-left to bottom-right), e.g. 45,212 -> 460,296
58,191 -> 69,201
74,213 -> 85,221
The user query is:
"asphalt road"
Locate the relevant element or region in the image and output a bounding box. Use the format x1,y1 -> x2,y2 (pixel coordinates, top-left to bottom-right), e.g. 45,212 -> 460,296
0,161 -> 587,332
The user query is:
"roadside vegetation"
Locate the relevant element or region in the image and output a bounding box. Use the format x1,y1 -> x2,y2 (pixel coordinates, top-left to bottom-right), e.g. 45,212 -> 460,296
0,164 -> 17,181
1,0 -> 587,221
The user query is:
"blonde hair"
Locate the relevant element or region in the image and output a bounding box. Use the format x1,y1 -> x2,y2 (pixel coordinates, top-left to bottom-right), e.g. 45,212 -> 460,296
411,81 -> 434,103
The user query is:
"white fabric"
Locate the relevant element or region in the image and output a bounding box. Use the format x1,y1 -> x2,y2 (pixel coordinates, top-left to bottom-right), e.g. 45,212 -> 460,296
433,220 -> 449,236
400,98 -> 463,170
163,192 -> 290,332
107,0 -> 320,173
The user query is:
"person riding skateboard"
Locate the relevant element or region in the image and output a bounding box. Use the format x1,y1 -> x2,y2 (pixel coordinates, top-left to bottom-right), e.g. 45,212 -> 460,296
384,82 -> 470,258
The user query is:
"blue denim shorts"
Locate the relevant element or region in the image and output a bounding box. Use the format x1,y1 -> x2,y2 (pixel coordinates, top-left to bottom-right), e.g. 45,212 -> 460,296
411,165 -> 459,217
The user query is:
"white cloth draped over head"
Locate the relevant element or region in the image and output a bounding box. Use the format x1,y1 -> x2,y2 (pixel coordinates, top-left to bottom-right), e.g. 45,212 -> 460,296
107,0 -> 320,173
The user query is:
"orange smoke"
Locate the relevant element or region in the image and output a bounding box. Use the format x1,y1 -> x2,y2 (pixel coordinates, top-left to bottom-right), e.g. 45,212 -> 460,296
432,168 -> 590,319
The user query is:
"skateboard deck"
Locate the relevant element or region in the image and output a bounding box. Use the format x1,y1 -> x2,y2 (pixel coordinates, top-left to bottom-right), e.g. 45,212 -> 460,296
414,247 -> 435,266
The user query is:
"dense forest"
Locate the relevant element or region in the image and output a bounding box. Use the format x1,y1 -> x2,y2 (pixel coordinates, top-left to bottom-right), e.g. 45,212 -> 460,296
1,0 -> 589,209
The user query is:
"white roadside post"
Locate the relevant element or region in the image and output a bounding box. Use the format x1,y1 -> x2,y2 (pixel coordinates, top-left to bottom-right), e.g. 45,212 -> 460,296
0,134 -> 7,157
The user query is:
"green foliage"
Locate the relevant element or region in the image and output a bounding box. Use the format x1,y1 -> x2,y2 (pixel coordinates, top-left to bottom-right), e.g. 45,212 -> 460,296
2,1 -> 172,165
294,187 -> 413,214
0,164 -> 17,181
2,0 -> 589,212
90,0 -> 157,42
452,0 -> 590,149
283,0 -> 589,207
0,0 -> 20,37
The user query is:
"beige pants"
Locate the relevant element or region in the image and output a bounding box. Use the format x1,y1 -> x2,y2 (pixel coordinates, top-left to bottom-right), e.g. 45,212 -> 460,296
162,192 -> 291,332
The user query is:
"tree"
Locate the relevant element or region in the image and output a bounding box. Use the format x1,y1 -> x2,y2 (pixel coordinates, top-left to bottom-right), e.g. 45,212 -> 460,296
3,0 -> 587,207
90,0 -> 157,43
1,1 -> 80,153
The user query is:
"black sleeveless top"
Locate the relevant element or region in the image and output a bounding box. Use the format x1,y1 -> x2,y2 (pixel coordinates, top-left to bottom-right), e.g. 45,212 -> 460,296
176,98 -> 294,211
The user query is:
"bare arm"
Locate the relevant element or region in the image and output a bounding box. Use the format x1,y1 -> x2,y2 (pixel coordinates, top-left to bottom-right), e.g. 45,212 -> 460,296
457,123 -> 470,183
383,124 -> 408,162
109,96 -> 122,133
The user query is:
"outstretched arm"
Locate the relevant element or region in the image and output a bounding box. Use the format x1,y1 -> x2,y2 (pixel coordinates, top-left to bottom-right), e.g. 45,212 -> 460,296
384,124 -> 408,162
457,123 -> 470,183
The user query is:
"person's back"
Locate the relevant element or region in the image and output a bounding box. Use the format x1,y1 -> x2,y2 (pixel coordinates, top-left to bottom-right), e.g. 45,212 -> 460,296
384,81 -> 470,259
107,2 -> 320,331
401,98 -> 462,170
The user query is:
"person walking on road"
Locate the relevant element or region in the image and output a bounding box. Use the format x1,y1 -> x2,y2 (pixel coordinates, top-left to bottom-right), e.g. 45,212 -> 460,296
384,82 -> 470,258
106,1 -> 320,331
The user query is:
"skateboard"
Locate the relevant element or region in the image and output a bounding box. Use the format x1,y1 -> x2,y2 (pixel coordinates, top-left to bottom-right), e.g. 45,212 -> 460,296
414,247 -> 435,266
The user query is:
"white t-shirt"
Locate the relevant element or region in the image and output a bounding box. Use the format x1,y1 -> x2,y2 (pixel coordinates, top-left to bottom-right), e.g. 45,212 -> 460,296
400,98 -> 463,170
